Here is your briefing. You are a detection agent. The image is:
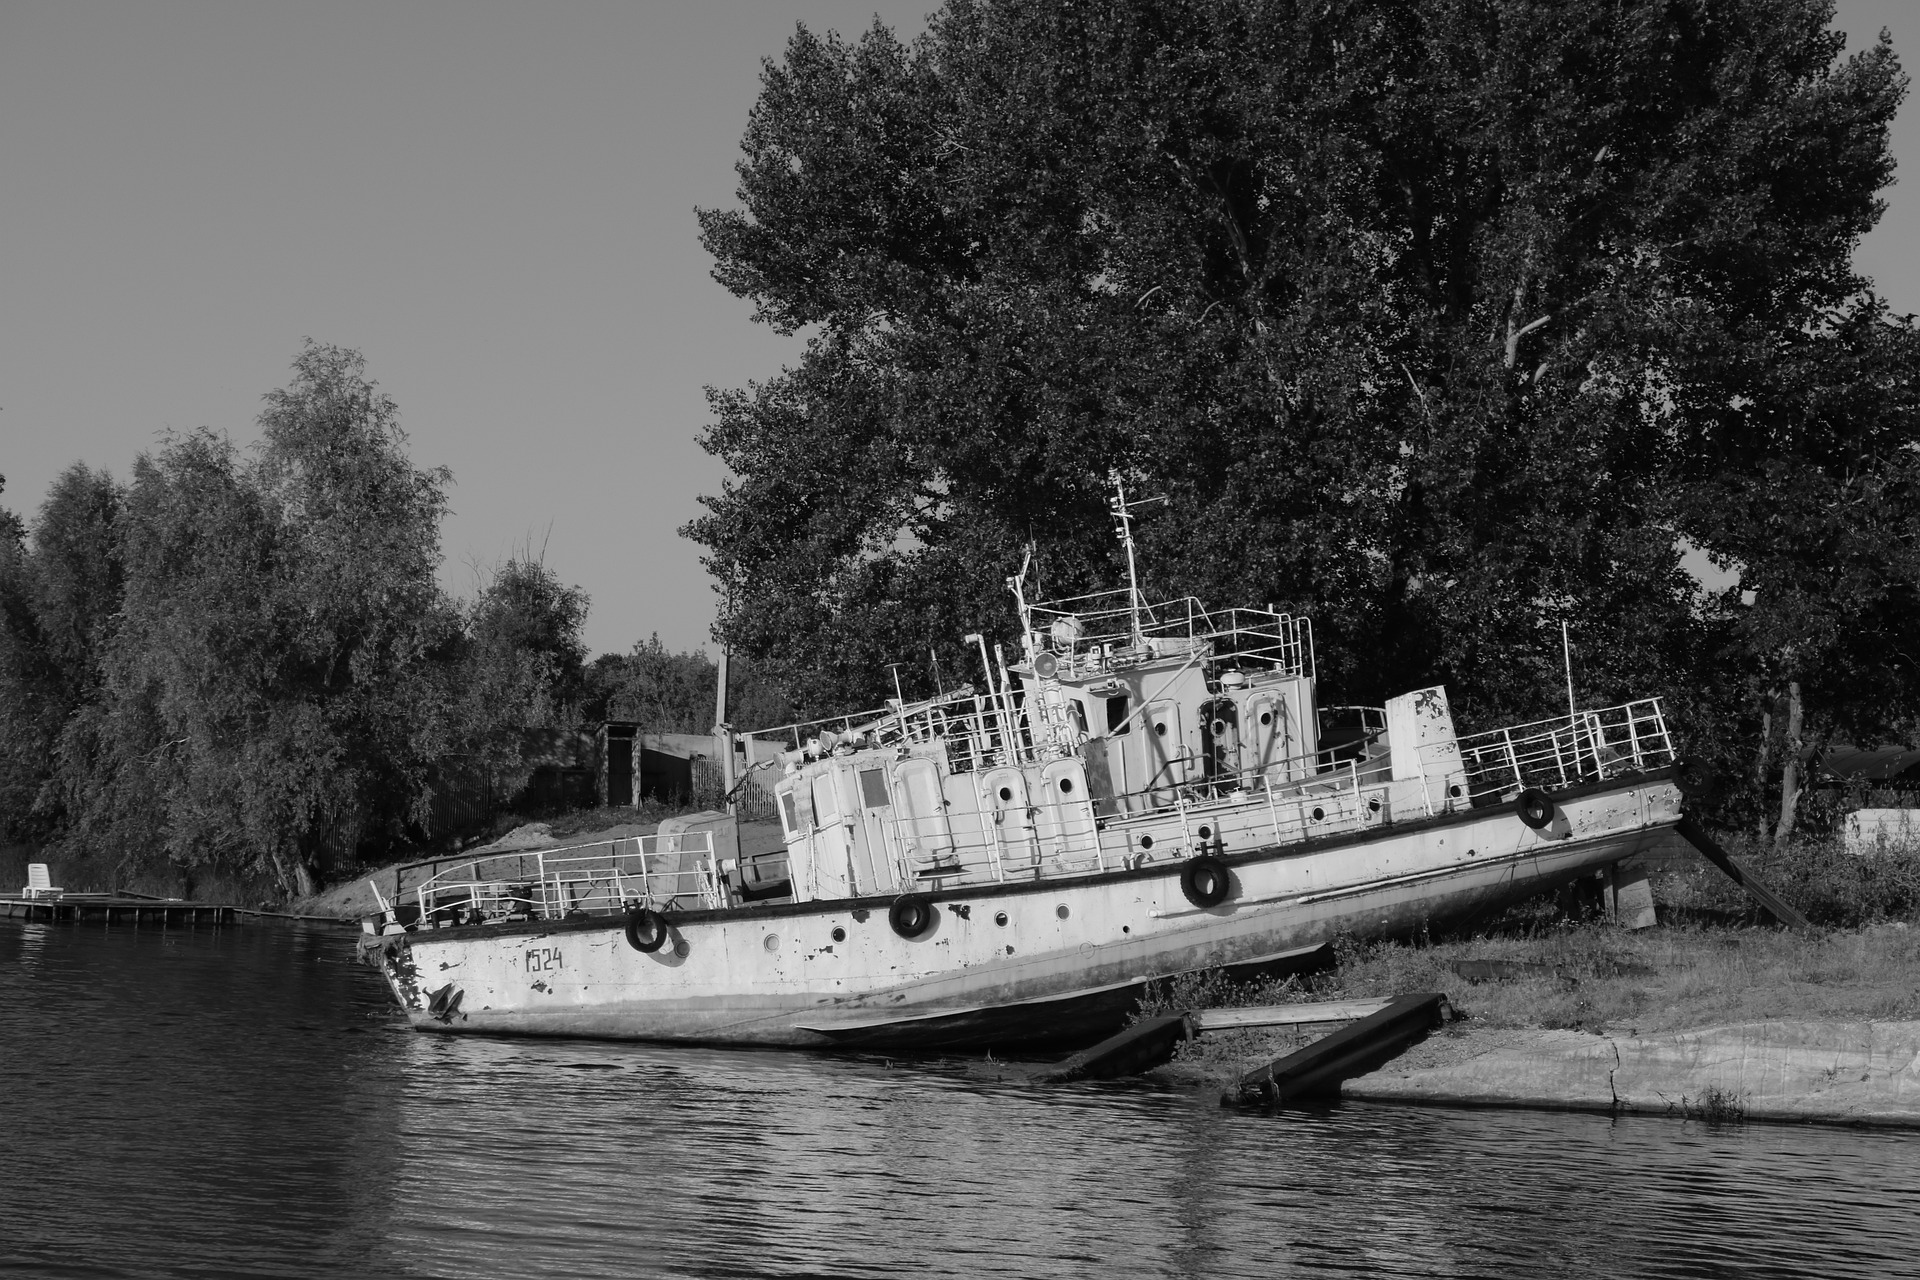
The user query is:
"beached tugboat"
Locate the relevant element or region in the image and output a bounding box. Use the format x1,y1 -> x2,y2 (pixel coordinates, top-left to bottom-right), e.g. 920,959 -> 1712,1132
360,479 -> 1696,1048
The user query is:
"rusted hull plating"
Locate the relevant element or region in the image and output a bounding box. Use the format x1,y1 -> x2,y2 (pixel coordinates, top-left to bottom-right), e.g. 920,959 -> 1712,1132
366,777 -> 1680,1050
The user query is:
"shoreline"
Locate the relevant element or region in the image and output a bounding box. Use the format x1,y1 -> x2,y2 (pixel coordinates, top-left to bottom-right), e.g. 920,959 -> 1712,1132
1149,1018 -> 1920,1129
1339,1018 -> 1920,1128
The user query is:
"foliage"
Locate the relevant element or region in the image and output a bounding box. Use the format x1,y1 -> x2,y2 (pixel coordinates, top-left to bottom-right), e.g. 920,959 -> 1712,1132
4,345 -> 594,898
585,634 -> 796,736
1657,831 -> 1920,928
688,0 -> 1918,801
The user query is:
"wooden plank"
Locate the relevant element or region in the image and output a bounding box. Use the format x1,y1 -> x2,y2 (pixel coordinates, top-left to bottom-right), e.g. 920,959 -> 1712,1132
1192,999 -> 1393,1032
1225,992 -> 1450,1107
1677,818 -> 1815,932
1032,1013 -> 1195,1083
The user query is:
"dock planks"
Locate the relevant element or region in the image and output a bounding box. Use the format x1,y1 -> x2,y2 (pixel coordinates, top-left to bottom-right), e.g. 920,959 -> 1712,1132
0,895 -> 238,926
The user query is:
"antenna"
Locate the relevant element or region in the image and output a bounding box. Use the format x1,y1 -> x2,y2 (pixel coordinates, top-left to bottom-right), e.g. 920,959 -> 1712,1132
1007,544 -> 1035,658
1106,470 -> 1165,647
885,661 -> 907,706
929,646 -> 946,697
1562,621 -> 1577,728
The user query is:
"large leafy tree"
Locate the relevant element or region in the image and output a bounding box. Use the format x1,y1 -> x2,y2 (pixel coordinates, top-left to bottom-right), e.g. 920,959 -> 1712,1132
39,345 -> 589,895
690,0 -> 1910,753
0,467 -> 124,844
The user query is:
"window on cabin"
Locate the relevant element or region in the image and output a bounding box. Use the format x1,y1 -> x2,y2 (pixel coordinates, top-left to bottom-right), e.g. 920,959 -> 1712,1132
811,774 -> 840,824
1106,694 -> 1131,735
858,767 -> 890,809
1068,700 -> 1088,735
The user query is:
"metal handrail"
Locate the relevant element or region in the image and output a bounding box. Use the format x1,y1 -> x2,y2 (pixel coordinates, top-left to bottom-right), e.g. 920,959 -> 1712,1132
1456,699 -> 1673,802
397,832 -> 721,928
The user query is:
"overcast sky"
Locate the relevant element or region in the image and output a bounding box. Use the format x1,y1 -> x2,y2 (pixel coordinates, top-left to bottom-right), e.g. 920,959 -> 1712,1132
2,1 -> 1913,657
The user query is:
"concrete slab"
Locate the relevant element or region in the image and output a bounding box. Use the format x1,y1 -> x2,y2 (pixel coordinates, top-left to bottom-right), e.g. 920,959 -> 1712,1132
1343,1020 -> 1920,1127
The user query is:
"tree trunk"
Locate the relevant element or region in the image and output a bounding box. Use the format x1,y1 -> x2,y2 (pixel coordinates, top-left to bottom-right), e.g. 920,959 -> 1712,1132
1773,681 -> 1805,848
1753,699 -> 1774,842
263,846 -> 317,903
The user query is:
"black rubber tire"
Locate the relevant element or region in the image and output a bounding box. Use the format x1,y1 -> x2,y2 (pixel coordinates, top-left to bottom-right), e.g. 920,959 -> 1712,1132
889,893 -> 934,939
1179,855 -> 1232,909
624,906 -> 669,953
1673,757 -> 1717,801
1516,788 -> 1555,830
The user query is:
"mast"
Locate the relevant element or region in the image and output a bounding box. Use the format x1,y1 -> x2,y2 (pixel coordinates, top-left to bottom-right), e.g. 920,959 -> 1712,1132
714,646 -> 736,814
1106,470 -> 1161,647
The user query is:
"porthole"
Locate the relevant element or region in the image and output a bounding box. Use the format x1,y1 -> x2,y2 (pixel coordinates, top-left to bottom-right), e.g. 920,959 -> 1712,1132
994,911 -> 1008,927
1197,825 -> 1212,839
1154,721 -> 1168,737
1140,834 -> 1155,850
763,934 -> 780,952
1059,778 -> 1075,794
1448,783 -> 1463,798
1368,797 -> 1382,813
999,786 -> 1014,802
1260,711 -> 1272,726
1311,806 -> 1325,822
1212,720 -> 1228,735
673,939 -> 690,958
831,926 -> 846,943
1056,904 -> 1070,920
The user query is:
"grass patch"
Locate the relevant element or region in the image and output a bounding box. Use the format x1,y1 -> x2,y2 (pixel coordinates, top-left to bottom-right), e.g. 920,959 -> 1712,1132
1656,835 -> 1920,928
1312,921 -> 1920,1033
1675,1085 -> 1748,1124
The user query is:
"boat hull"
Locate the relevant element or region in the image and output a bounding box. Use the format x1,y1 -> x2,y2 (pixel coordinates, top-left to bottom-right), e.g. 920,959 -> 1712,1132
364,775 -> 1682,1050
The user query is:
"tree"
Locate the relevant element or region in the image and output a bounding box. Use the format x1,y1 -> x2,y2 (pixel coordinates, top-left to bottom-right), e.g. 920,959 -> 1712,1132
431,557 -> 593,810
0,467 -> 124,844
595,635 -> 796,737
689,0 -> 1909,752
50,345 -> 460,896
0,474 -> 53,841
1679,305 -> 1920,841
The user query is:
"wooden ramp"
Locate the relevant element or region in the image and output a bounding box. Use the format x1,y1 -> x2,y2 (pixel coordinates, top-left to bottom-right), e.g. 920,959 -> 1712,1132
1224,992 -> 1453,1107
1025,997 -> 1418,1084
1,895 -> 239,926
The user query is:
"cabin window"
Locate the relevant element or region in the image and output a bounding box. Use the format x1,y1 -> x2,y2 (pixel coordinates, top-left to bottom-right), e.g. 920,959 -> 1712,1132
811,774 -> 841,824
1105,695 -> 1131,735
858,768 -> 890,809
779,790 -> 804,834
1068,699 -> 1089,735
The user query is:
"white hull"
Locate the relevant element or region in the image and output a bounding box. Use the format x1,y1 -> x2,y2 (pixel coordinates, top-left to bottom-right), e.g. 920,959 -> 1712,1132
367,774 -> 1682,1049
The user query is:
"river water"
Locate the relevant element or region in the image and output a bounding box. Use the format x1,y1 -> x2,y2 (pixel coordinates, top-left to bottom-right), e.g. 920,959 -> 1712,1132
3,918 -> 1916,1280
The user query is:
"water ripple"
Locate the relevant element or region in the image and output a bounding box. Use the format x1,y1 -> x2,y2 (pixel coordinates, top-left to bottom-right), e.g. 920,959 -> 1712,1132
2,920 -> 1916,1279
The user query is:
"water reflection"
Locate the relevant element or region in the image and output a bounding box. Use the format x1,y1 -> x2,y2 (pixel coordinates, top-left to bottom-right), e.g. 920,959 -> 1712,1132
2,918 -> 1916,1279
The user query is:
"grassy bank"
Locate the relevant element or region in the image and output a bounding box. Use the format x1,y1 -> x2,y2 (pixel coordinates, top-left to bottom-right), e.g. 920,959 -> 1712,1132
1148,842 -> 1920,1084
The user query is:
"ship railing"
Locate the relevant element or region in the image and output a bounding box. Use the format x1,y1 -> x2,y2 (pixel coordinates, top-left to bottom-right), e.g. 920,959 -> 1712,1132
1027,592 -> 1314,680
910,748 -> 1387,881
886,800 -> 1111,886
399,832 -> 722,929
754,687 -> 1001,759
1456,699 -> 1674,803
1099,756 -> 1385,854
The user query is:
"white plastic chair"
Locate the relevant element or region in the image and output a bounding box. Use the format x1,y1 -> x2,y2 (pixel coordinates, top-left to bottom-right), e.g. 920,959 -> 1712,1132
21,864 -> 62,899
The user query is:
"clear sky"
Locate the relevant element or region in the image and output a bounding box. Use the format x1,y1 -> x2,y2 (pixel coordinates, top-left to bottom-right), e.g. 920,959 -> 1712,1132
1,1 -> 1912,658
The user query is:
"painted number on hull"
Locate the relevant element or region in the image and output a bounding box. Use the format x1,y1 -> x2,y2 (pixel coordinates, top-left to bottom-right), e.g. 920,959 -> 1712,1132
525,947 -> 562,972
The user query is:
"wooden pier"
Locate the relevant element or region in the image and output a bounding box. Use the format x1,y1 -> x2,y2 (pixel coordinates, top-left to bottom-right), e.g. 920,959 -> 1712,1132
1,894 -> 238,926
